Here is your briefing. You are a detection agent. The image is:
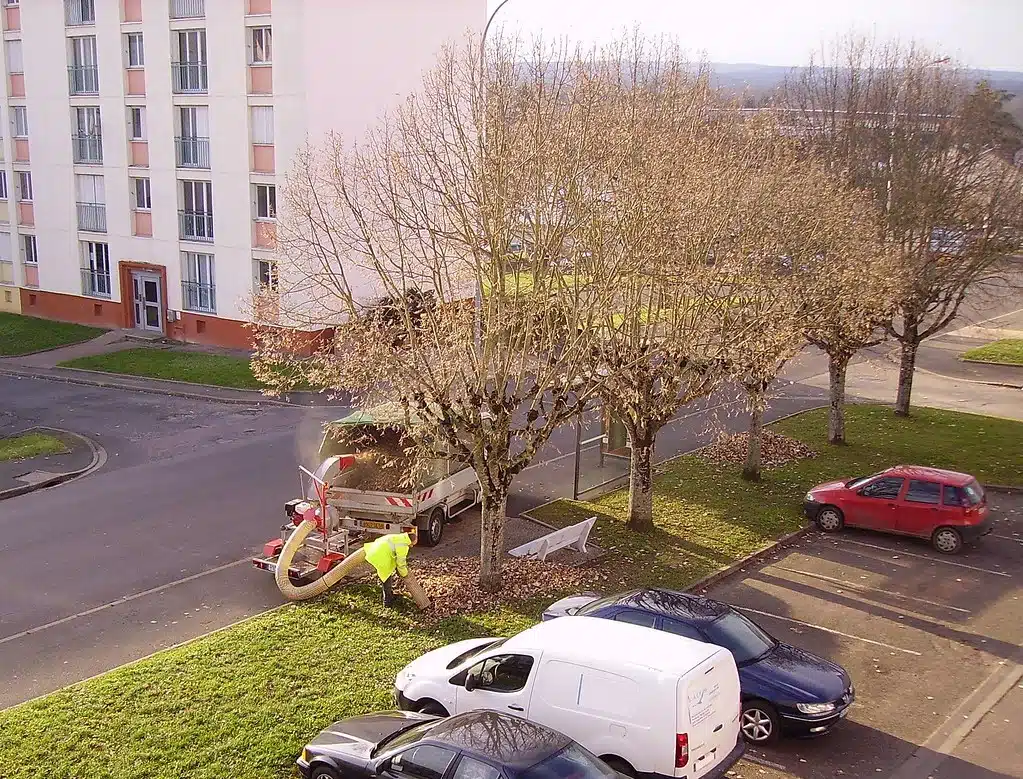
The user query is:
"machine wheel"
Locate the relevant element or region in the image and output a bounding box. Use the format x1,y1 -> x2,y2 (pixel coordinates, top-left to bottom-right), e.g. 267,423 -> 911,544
815,506 -> 844,533
741,700 -> 781,744
417,700 -> 449,717
417,508 -> 445,547
932,526 -> 963,555
600,757 -> 635,778
310,765 -> 340,779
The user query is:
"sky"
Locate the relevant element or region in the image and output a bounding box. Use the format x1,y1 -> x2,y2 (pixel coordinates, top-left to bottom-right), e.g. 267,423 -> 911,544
487,0 -> 1023,72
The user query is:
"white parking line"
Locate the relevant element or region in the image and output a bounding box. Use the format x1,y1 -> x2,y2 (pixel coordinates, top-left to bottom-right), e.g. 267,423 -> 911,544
735,606 -> 923,656
837,539 -> 1012,577
993,534 -> 1023,545
742,753 -> 789,771
772,566 -> 971,614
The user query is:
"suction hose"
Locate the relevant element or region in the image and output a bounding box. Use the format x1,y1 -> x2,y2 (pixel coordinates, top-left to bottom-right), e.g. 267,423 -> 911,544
274,518 -> 369,601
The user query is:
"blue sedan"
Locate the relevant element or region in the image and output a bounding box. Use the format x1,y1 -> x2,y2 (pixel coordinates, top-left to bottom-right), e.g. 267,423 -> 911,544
543,588 -> 854,745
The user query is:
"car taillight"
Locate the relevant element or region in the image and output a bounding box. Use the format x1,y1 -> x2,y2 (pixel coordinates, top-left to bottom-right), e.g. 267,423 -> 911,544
675,733 -> 689,768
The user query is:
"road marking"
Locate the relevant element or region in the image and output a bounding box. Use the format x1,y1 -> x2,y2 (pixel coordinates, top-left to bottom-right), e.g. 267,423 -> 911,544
742,753 -> 788,771
942,305 -> 1023,337
837,539 -> 1012,577
735,606 -> 923,656
993,534 -> 1023,545
772,565 -> 971,614
0,557 -> 253,646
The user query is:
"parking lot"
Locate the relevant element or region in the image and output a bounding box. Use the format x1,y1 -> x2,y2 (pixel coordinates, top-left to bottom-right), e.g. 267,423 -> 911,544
702,492 -> 1023,779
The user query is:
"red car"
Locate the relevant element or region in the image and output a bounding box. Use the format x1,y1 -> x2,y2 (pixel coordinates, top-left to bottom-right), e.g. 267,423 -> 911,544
803,465 -> 991,554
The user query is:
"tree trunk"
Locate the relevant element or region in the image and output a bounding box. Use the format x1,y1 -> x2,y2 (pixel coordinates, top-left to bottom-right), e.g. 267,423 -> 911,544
894,339 -> 918,417
626,429 -> 654,533
742,392 -> 765,481
478,486 -> 507,592
828,353 -> 850,445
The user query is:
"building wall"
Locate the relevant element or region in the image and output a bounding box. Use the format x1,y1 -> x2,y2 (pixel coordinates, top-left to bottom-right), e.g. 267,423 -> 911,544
3,0 -> 484,346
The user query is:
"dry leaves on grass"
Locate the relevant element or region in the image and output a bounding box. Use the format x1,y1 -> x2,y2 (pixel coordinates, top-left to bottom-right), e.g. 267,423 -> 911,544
698,430 -> 816,470
411,557 -> 602,620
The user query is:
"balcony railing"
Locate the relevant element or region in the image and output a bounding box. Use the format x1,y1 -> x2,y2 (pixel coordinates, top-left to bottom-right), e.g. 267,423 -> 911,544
81,267 -> 112,298
175,136 -> 211,169
179,210 -> 214,242
171,62 -> 208,94
64,0 -> 96,25
170,0 -> 204,19
72,133 -> 103,164
76,202 -> 107,233
68,65 -> 99,95
182,280 -> 216,313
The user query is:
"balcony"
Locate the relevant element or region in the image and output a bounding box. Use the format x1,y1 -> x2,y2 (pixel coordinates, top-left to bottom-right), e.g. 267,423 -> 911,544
175,136 -> 211,169
182,280 -> 215,313
72,133 -> 103,164
170,0 -> 204,19
68,65 -> 100,95
172,62 -> 208,94
179,210 -> 214,242
81,267 -> 112,298
65,0 -> 96,26
76,202 -> 107,233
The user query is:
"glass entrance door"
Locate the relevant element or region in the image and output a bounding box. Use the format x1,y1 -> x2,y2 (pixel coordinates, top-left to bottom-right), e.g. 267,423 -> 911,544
132,272 -> 163,332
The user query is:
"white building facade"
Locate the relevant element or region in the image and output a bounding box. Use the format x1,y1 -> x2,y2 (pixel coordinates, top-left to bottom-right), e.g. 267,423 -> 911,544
0,0 -> 483,347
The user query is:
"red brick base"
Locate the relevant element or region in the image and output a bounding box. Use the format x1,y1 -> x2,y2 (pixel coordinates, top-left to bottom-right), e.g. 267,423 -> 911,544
20,288 -> 124,329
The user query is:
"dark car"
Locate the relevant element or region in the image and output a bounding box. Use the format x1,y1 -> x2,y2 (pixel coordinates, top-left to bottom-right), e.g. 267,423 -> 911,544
543,588 -> 854,745
298,709 -> 624,779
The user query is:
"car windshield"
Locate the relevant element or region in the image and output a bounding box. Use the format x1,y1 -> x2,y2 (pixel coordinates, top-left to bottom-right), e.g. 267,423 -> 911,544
703,611 -> 776,664
373,720 -> 436,756
446,639 -> 507,670
964,480 -> 985,506
519,744 -> 618,779
846,471 -> 886,488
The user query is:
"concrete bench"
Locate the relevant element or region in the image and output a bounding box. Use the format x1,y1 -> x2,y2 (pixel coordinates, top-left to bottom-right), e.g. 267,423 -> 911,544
509,516 -> 597,561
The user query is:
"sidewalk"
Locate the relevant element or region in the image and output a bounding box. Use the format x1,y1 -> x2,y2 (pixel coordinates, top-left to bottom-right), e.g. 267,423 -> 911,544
0,427 -> 102,498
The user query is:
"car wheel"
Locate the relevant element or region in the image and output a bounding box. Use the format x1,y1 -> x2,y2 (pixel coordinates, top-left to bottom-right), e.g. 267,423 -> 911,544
417,700 -> 449,717
932,526 -> 963,555
310,765 -> 340,779
600,757 -> 636,778
416,508 -> 445,548
815,506 -> 844,533
741,700 -> 781,745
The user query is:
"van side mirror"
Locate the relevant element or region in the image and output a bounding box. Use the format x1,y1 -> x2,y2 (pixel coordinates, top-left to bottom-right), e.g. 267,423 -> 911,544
566,607 -> 579,616
464,674 -> 476,692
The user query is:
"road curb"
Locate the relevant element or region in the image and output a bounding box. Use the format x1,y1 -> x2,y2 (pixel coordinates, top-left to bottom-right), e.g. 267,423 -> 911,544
685,525 -> 814,593
0,426 -> 107,501
960,356 -> 1023,369
913,363 -> 1023,390
984,483 -> 1023,495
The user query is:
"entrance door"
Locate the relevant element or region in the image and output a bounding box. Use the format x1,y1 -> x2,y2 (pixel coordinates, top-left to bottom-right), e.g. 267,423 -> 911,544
132,271 -> 163,332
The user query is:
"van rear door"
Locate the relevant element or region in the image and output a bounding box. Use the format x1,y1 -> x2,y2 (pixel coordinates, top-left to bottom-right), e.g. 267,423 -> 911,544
676,649 -> 741,777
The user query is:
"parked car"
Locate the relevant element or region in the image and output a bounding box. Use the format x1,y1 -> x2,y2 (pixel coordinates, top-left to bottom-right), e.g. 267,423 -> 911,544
394,615 -> 745,778
542,588 -> 853,745
803,465 -> 991,554
297,709 -> 624,779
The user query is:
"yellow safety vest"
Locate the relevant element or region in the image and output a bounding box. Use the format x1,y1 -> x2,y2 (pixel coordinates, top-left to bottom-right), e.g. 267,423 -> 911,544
364,533 -> 412,581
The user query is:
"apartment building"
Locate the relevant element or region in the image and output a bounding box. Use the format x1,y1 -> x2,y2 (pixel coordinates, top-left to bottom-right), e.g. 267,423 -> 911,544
0,0 -> 483,347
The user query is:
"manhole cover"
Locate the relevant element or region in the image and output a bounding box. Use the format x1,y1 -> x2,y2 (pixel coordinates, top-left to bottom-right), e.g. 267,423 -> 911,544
15,470 -> 60,485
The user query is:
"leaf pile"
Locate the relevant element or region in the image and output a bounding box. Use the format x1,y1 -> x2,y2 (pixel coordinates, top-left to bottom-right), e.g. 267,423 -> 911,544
697,430 -> 817,470
411,557 -> 601,620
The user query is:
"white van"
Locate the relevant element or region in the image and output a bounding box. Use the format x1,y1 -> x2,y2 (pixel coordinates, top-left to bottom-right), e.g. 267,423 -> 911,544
393,616 -> 744,778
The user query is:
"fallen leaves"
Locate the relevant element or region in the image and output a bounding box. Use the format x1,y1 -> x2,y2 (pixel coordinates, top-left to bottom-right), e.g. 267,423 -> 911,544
410,557 -> 601,620
698,430 -> 817,470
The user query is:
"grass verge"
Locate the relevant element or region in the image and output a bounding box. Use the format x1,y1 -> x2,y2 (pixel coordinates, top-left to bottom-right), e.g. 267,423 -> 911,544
961,338 -> 1023,366
0,432 -> 67,462
0,312 -> 106,357
0,405 -> 1019,778
60,348 -> 265,390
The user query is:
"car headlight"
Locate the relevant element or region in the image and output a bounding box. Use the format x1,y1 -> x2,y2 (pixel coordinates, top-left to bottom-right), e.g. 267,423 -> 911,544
796,701 -> 836,715
300,749 -> 309,763
805,492 -> 815,502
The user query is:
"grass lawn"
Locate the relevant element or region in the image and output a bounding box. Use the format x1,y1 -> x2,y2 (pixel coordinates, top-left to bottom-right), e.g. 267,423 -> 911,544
0,404 -> 1019,778
60,348 -> 265,390
0,432 -> 67,462
0,312 -> 106,357
961,338 -> 1023,365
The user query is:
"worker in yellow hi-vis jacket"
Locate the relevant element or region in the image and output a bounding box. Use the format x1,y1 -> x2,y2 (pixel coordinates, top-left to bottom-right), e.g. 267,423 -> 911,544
363,530 -> 416,607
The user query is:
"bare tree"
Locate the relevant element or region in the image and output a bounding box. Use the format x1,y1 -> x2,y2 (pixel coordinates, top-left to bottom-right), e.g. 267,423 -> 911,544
252,37 -> 630,591
786,36 -> 1023,417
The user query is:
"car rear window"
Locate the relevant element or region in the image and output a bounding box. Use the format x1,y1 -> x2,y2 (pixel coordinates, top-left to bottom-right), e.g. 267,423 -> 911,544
942,481 -> 984,507
519,744 -> 617,779
963,480 -> 984,506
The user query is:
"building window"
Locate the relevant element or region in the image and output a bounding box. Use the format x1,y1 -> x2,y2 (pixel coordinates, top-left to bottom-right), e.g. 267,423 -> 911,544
0,171 -> 8,200
4,1 -> 20,7
17,171 -> 32,202
68,36 -> 99,94
128,106 -> 146,140
12,106 -> 28,138
180,180 -> 214,242
132,177 -> 151,210
254,183 -> 276,219
6,39 -> 23,74
72,106 -> 103,164
176,105 -> 210,168
126,32 -> 144,67
182,251 -> 215,313
65,0 -> 96,26
255,258 -> 277,292
173,29 -> 208,93
250,27 -> 272,64
22,234 -> 37,264
81,240 -> 111,297
250,105 -> 274,144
